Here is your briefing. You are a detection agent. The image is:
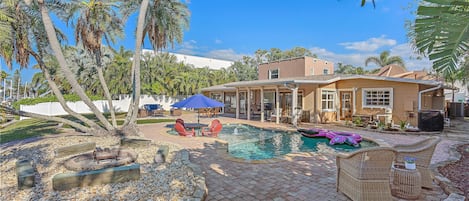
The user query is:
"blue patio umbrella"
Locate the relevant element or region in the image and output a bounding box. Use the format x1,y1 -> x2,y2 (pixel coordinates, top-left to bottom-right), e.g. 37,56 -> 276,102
171,94 -> 224,124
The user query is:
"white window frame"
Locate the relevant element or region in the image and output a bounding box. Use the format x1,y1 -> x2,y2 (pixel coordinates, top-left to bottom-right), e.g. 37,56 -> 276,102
362,88 -> 393,109
321,89 -> 336,111
268,69 -> 279,79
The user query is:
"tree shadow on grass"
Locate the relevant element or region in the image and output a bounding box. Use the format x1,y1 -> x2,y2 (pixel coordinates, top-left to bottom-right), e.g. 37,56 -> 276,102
0,121 -> 61,144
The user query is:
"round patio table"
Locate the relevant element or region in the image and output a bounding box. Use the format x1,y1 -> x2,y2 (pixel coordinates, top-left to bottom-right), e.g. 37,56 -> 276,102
184,123 -> 208,136
391,164 -> 422,200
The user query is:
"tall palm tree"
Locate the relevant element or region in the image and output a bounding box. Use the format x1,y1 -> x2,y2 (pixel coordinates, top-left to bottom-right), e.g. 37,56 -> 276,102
37,0 -> 115,134
60,0 -> 124,128
365,50 -> 406,69
121,0 -> 190,132
1,0 -> 103,132
410,0 -> 468,75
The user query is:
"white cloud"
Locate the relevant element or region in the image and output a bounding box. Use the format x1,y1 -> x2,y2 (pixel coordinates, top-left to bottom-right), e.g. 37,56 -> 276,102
339,35 -> 396,52
310,43 -> 433,71
205,49 -> 245,61
214,39 -> 222,44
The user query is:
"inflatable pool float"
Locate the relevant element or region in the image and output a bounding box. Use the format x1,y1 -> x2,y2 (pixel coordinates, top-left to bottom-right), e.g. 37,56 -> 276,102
297,128 -> 328,138
328,131 -> 362,147
298,128 -> 362,147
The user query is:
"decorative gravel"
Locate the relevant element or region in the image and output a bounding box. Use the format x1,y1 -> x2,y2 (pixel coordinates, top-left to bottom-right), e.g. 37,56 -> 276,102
0,134 -> 199,201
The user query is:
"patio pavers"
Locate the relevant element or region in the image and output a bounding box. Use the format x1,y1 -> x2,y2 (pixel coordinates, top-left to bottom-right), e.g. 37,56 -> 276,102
141,114 -> 467,201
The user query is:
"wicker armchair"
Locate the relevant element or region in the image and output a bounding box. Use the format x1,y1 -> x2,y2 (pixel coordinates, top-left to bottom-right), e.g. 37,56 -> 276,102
336,147 -> 397,201
392,136 -> 441,189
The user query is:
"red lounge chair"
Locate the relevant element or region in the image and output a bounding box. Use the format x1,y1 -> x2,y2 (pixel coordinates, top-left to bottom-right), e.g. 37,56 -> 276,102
174,119 -> 195,137
201,119 -> 222,137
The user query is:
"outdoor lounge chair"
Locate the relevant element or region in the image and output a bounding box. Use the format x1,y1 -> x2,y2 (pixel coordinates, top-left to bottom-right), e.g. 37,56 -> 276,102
201,119 -> 222,137
174,119 -> 195,137
336,147 -> 396,201
392,136 -> 441,189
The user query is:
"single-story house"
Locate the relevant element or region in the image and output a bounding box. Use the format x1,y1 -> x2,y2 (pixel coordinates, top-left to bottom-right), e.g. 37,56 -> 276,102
201,57 -> 447,129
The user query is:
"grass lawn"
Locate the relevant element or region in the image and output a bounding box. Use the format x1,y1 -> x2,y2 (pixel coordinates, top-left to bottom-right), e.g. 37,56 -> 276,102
1,117 -> 175,144
0,119 -> 62,144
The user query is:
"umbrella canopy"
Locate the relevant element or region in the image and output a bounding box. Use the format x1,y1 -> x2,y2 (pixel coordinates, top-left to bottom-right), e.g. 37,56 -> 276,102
172,94 -> 224,109
171,94 -> 224,125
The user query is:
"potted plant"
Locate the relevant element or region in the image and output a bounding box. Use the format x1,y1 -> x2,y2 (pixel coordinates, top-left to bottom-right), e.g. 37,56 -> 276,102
404,156 -> 416,170
377,121 -> 385,131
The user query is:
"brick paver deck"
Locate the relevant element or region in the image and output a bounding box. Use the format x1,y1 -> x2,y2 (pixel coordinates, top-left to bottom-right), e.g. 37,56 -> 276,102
142,114 -> 468,201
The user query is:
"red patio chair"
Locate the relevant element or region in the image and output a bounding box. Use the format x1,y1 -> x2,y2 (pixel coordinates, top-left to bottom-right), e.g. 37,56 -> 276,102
174,119 -> 195,137
201,119 -> 222,137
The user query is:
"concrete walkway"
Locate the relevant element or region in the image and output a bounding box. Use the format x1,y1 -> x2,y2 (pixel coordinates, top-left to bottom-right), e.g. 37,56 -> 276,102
142,114 -> 468,201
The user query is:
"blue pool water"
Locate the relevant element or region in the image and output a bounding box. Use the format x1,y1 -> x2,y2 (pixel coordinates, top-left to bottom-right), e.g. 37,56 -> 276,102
169,123 -> 378,160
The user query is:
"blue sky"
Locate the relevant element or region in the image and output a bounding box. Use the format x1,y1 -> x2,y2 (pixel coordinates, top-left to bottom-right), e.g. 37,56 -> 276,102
2,0 -> 432,83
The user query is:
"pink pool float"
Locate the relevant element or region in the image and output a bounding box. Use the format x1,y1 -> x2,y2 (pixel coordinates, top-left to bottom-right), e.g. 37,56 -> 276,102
298,129 -> 362,147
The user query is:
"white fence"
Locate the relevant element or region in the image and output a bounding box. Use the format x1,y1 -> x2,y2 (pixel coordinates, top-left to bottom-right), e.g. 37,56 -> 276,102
19,95 -> 185,120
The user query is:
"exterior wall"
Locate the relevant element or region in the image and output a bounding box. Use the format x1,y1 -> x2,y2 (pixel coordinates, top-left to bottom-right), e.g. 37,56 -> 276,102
335,79 -> 420,126
258,57 -> 306,80
299,84 -> 318,122
258,57 -> 334,80
304,57 -> 334,76
314,83 -> 337,123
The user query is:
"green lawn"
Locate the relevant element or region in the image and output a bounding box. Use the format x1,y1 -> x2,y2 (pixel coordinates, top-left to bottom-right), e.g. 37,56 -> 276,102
1,117 -> 175,144
0,119 -> 62,144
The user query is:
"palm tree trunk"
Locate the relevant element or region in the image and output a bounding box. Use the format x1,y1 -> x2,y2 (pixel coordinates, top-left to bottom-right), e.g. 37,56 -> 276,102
28,49 -> 103,130
95,52 -> 117,127
123,0 -> 149,131
1,105 -> 93,134
38,1 -> 114,132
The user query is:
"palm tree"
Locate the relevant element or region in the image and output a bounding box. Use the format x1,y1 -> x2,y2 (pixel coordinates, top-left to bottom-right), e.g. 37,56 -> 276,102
60,0 -> 124,128
411,0 -> 468,74
365,50 -> 406,69
107,46 -> 132,96
121,0 -> 190,132
1,0 -> 103,133
37,0 -> 115,134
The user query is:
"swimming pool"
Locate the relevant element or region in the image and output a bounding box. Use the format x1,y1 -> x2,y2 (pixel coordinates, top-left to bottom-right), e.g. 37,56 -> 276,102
168,123 -> 378,160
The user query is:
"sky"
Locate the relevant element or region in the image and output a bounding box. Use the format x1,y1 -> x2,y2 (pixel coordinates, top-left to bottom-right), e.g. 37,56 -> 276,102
2,0 -> 432,83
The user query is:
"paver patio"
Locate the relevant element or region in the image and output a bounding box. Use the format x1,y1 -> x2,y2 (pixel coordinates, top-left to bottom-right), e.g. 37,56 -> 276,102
142,114 -> 468,201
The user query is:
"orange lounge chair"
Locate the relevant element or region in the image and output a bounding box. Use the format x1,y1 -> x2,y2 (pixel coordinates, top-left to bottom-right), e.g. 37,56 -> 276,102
174,119 -> 195,137
201,119 -> 222,137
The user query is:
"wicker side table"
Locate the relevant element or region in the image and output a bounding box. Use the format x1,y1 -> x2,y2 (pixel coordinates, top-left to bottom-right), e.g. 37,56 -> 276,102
391,164 -> 422,200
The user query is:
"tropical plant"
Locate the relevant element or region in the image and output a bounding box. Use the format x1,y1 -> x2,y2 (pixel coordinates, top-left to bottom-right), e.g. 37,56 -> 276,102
411,0 -> 469,74
365,50 -> 406,69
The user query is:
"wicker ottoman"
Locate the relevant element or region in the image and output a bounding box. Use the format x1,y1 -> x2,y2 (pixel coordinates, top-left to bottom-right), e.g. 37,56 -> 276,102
391,164 -> 422,200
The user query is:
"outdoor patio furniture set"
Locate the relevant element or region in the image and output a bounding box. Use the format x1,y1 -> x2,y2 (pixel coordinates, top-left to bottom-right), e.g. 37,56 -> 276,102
336,136 -> 441,201
174,118 -> 223,137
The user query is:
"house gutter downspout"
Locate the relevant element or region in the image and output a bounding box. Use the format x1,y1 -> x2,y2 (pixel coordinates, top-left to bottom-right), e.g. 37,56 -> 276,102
418,84 -> 443,111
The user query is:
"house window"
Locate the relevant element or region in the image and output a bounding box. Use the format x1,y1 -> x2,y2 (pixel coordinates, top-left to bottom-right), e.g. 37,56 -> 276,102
321,89 -> 335,111
362,88 -> 393,108
268,69 -> 279,79
323,69 -> 329,75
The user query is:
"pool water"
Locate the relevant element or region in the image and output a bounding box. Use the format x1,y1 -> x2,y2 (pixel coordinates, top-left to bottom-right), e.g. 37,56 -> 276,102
168,123 -> 378,160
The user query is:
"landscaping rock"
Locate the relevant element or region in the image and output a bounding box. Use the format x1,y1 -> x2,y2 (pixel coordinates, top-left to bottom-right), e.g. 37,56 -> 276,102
443,193 -> 466,201
54,142 -> 96,158
52,163 -> 141,191
155,145 -> 169,163
16,159 -> 35,190
120,138 -> 152,148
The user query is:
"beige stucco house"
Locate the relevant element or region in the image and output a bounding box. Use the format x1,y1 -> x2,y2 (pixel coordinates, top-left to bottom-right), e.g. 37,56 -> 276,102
201,57 -> 446,129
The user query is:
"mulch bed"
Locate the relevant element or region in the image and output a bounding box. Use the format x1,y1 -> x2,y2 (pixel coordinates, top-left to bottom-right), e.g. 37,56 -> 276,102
437,143 -> 469,198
